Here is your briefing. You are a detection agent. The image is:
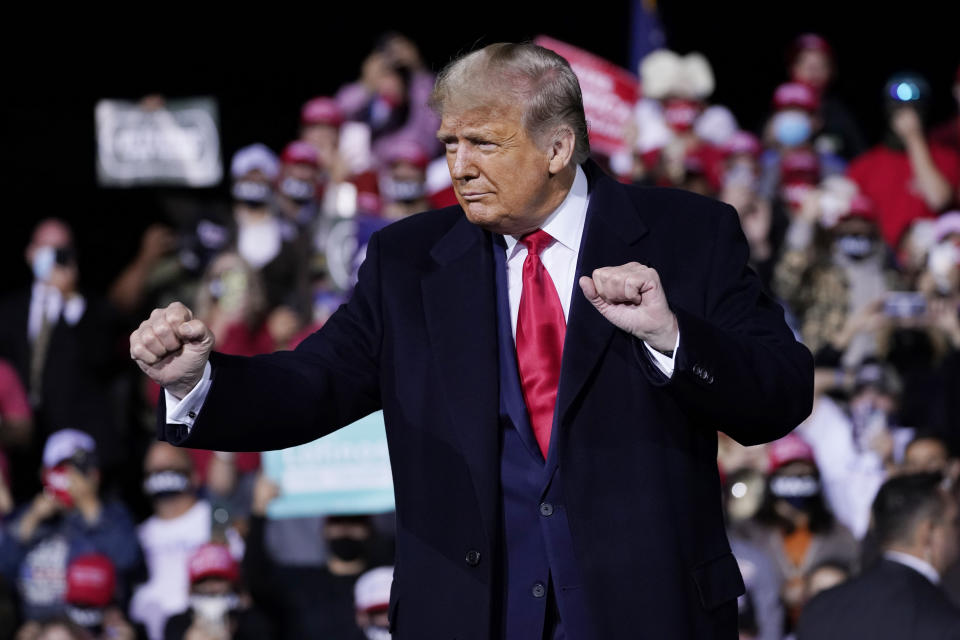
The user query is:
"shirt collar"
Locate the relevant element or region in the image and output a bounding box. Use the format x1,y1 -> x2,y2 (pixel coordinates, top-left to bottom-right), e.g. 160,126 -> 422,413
503,164 -> 589,256
883,550 -> 941,585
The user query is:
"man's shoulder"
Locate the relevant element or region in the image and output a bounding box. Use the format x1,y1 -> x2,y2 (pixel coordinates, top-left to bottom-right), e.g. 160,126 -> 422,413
371,205 -> 466,247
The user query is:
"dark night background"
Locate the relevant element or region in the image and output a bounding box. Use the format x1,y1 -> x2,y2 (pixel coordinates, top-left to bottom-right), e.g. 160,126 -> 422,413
3,2 -> 958,296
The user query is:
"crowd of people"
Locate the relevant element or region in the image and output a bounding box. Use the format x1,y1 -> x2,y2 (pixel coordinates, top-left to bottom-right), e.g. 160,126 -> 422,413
0,30 -> 958,639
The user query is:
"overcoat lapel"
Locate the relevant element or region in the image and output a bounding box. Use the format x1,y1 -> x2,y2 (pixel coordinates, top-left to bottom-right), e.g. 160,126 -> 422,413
554,166 -> 650,435
421,215 -> 501,543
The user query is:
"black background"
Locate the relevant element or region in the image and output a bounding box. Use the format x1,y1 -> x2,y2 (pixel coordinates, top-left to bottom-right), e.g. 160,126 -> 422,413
3,2 -> 958,296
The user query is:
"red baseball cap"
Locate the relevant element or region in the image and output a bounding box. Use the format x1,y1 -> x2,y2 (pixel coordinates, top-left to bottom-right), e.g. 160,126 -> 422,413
780,148 -> 820,183
768,434 -> 816,473
66,554 -> 116,608
723,131 -> 762,158
381,139 -> 430,169
188,543 -> 239,584
773,82 -> 820,113
301,97 -> 344,128
280,141 -> 319,167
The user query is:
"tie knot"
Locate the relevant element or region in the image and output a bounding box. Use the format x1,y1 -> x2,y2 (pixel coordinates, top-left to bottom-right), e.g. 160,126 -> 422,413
519,229 -> 555,256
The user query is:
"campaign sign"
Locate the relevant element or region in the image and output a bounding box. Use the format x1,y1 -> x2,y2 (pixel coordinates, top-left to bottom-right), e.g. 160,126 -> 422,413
534,36 -> 640,157
261,411 -> 395,518
95,97 -> 222,187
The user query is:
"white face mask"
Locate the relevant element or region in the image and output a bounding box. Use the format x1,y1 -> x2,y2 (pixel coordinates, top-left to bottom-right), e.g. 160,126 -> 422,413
363,625 -> 391,640
189,593 -> 237,623
32,246 -> 56,282
237,217 -> 282,269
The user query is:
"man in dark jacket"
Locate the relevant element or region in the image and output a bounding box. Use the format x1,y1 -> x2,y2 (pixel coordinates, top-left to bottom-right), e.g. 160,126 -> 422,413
798,472 -> 960,639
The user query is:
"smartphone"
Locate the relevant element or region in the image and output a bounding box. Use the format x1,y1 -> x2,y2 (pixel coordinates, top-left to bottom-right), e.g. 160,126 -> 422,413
883,292 -> 926,318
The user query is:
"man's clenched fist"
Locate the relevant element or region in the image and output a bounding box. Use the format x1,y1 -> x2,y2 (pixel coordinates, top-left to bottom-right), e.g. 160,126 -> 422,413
579,263 -> 678,354
130,302 -> 214,400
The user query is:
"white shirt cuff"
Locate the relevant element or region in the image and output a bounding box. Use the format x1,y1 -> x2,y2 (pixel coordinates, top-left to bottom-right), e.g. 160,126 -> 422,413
644,331 -> 680,378
164,361 -> 213,431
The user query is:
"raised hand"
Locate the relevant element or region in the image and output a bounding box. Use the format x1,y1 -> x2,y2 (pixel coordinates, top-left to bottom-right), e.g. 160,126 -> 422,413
579,263 -> 678,354
130,302 -> 214,399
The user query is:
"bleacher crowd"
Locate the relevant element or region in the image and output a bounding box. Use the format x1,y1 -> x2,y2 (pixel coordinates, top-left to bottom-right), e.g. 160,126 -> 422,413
0,32 -> 959,639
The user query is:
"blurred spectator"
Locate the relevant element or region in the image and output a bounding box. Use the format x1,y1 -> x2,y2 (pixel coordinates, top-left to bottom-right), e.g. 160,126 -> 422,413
193,253 -> 271,357
130,442 -> 223,640
847,72 -> 960,249
774,181 -> 899,361
759,82 -> 845,211
739,434 -> 858,628
353,566 -> 392,640
622,49 -> 731,192
787,33 -> 866,160
719,131 -> 782,287
62,554 -> 144,640
799,360 -> 911,538
163,544 -> 271,640
231,145 -> 308,313
336,33 -> 441,164
243,475 -> 382,640
0,430 -> 141,623
900,433 -> 960,482
378,140 -> 431,219
0,219 -> 123,501
275,142 -> 321,228
797,472 -> 960,639
298,97 -> 381,220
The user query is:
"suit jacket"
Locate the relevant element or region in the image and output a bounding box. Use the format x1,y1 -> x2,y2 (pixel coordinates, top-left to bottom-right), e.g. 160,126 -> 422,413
797,559 -> 960,640
161,162 -> 813,639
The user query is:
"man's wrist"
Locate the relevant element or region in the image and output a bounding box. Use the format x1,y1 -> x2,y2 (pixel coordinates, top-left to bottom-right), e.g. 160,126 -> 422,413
641,314 -> 679,355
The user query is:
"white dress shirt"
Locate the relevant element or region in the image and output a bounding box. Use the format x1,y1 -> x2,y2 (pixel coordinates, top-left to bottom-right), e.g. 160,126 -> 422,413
883,550 -> 940,585
28,281 -> 86,341
167,164 -> 678,429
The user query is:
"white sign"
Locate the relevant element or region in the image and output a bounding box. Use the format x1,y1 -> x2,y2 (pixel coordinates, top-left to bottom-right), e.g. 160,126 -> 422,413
95,97 -> 222,187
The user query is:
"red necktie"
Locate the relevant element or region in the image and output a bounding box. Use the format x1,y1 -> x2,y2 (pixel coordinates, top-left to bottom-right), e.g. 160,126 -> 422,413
516,229 -> 566,458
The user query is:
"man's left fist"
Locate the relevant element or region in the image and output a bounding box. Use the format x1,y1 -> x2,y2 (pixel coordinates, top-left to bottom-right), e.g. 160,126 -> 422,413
579,263 -> 678,354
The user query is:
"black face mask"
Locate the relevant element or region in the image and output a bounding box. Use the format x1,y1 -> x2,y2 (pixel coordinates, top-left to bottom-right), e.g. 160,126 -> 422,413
770,474 -> 821,511
328,537 -> 367,562
144,469 -> 192,500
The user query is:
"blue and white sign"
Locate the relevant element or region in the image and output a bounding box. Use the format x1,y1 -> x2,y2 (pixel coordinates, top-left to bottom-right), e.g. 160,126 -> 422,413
262,411 -> 394,518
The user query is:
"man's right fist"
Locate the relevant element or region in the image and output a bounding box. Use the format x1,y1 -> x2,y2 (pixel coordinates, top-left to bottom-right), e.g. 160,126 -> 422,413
130,302 -> 214,400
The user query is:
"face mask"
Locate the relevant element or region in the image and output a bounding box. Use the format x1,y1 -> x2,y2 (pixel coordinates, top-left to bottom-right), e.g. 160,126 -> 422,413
237,220 -> 282,270
143,470 -> 192,499
380,177 -> 425,203
279,176 -> 315,203
65,604 -> 104,633
770,474 -> 820,511
32,246 -> 56,282
663,99 -> 700,132
43,464 -> 74,508
190,593 -> 237,623
232,180 -> 272,206
363,625 -> 391,640
772,111 -> 812,147
836,234 -> 875,260
328,537 -> 367,562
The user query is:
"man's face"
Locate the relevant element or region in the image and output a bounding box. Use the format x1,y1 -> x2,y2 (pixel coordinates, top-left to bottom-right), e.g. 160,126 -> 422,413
438,104 -> 560,236
903,438 -> 950,474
